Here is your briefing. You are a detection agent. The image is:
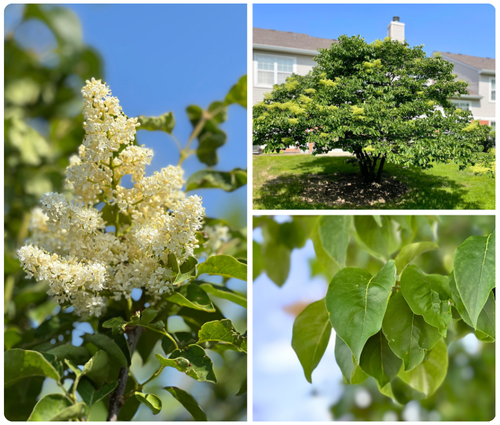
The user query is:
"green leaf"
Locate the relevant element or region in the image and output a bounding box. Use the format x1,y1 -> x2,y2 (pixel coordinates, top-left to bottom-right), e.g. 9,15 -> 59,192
359,331 -> 402,387
28,394 -> 72,421
46,344 -> 91,365
354,216 -> 399,261
168,254 -> 198,285
137,112 -> 175,134
156,345 -> 217,383
394,242 -> 439,276
81,350 -> 110,388
168,284 -> 215,312
162,332 -> 196,355
164,386 -> 208,421
52,402 -> 87,421
5,349 -> 60,387
186,169 -> 247,192
311,216 -> 351,277
224,75 -> 247,108
326,261 -> 396,363
77,378 -> 117,407
291,299 -> 331,383
263,240 -> 290,286
454,231 -> 495,327
198,282 -> 247,309
334,335 -> 368,385
4,377 -> 44,421
196,129 -> 227,166
400,265 -> 452,337
198,319 -> 247,353
197,255 -> 247,281
399,339 -> 448,397
102,317 -> 128,335
382,291 -> 441,371
81,334 -> 128,368
236,379 -> 247,396
253,240 -> 264,280
135,392 -> 162,415
178,305 -> 226,333
449,274 -> 495,342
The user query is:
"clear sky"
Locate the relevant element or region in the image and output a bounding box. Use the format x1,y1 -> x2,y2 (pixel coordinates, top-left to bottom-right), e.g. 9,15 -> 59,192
9,4 -> 248,227
254,3 -> 495,58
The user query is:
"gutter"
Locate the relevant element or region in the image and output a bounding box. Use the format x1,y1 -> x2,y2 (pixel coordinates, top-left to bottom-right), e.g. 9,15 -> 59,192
479,69 -> 495,76
253,44 -> 322,56
449,94 -> 483,100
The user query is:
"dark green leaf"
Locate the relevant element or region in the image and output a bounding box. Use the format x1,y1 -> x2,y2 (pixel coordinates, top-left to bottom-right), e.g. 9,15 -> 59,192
82,350 -> 110,388
46,344 -> 91,365
28,394 -> 72,421
262,240 -> 290,286
354,216 -> 400,261
291,299 -> 331,383
196,129 -> 227,166
51,402 -> 87,421
236,379 -> 247,396
164,386 -> 208,421
253,240 -> 264,280
394,242 -> 439,276
77,378 -> 117,407
326,261 -> 396,363
359,331 -> 402,387
168,284 -> 215,312
198,282 -> 247,309
198,319 -> 247,353
81,334 -> 127,368
224,75 -> 247,108
102,317 -> 128,335
334,336 -> 368,385
4,377 -> 44,421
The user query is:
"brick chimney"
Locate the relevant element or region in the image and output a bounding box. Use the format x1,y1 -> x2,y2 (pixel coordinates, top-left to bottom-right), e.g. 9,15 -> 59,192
387,16 -> 405,42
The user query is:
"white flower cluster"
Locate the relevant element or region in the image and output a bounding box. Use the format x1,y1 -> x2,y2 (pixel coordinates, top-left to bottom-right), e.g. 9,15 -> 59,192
18,78 -> 205,317
204,224 -> 231,254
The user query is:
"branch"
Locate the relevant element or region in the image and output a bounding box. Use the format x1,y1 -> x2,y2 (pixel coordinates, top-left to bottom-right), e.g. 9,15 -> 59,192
106,326 -> 143,421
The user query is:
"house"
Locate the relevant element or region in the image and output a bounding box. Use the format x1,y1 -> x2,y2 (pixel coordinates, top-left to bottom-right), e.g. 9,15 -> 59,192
432,52 -> 495,131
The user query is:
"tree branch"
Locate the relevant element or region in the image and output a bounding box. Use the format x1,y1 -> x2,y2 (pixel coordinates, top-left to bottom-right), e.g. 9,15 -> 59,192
106,326 -> 143,421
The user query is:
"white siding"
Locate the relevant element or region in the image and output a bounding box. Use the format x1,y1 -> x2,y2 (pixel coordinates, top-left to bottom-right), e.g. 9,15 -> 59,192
477,74 -> 496,119
450,61 -> 479,93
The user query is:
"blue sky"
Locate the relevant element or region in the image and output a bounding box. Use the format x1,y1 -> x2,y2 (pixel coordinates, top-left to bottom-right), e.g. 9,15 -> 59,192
7,4 -> 248,227
254,4 -> 495,58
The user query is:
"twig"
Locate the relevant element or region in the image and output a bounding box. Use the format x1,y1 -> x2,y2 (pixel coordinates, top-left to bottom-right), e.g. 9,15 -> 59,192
106,326 -> 143,421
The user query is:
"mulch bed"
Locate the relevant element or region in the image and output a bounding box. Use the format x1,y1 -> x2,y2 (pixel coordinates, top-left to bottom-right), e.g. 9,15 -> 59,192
300,173 -> 409,207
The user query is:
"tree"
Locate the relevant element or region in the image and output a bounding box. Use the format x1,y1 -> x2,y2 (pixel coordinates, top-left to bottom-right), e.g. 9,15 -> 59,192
253,35 -> 490,183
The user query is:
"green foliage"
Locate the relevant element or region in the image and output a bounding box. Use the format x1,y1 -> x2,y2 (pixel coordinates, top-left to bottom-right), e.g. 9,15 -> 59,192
135,392 -> 162,415
164,386 -> 208,421
186,168 -> 247,192
254,215 -> 495,404
197,255 -> 247,281
253,35 -> 491,183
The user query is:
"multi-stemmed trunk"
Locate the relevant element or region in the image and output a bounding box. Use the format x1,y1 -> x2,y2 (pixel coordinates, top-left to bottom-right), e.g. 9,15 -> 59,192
355,151 -> 387,184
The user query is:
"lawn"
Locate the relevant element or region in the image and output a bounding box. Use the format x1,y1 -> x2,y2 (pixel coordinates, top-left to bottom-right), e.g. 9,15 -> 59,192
253,155 -> 495,210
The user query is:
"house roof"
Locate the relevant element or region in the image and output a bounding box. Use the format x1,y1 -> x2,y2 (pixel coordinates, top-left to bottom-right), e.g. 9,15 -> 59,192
436,51 -> 495,71
254,27 -> 336,51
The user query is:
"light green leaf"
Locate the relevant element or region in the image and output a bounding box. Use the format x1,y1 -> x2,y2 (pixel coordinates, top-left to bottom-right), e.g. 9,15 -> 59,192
449,274 -> 495,342
164,386 -> 208,421
186,169 -> 246,192
253,240 -> 264,280
198,282 -> 247,309
81,334 -> 127,367
28,394 -> 72,421
454,231 -> 495,327
399,339 -> 448,397
394,242 -> 439,276
197,255 -> 247,281
400,265 -> 452,336
156,345 -> 217,383
198,319 -> 247,353
46,344 -> 91,365
382,291 -> 441,371
137,112 -> 175,134
168,255 -> 198,285
354,216 -> 400,261
101,317 -> 128,335
262,240 -> 290,286
291,299 -> 331,383
135,392 -> 162,415
224,75 -> 247,108
5,349 -> 60,387
77,378 -> 117,407
51,402 -> 87,421
81,350 -> 110,388
311,216 -> 351,278
334,335 -> 368,385
326,261 -> 396,363
359,331 -> 402,387
168,284 -> 215,312
372,215 -> 383,226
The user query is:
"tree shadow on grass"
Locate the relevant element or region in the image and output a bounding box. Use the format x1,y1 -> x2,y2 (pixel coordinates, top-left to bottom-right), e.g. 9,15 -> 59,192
254,156 -> 488,210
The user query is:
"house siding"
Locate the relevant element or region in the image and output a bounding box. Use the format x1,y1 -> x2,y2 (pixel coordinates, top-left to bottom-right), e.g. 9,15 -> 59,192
448,60 -> 479,93
477,74 -> 495,119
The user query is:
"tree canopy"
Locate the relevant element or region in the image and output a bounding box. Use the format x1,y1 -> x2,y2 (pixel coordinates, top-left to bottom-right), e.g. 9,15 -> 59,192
253,35 -> 490,183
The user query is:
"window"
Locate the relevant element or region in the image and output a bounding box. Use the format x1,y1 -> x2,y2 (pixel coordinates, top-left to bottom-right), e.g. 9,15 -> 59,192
451,100 -> 471,111
255,54 -> 296,87
490,78 -> 496,102
490,121 -> 495,131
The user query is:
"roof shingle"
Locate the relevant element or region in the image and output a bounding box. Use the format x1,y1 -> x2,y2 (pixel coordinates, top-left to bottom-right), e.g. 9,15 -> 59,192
436,51 -> 495,70
253,27 -> 336,51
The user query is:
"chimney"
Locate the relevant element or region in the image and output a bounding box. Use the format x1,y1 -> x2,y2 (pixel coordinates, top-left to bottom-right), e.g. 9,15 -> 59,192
387,16 -> 405,42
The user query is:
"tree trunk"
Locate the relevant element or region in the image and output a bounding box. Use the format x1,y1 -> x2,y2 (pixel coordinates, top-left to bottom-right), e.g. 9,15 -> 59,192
375,156 -> 386,183
107,326 -> 143,421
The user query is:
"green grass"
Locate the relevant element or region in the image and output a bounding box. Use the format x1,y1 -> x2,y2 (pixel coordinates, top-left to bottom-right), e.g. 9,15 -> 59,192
253,155 -> 495,210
